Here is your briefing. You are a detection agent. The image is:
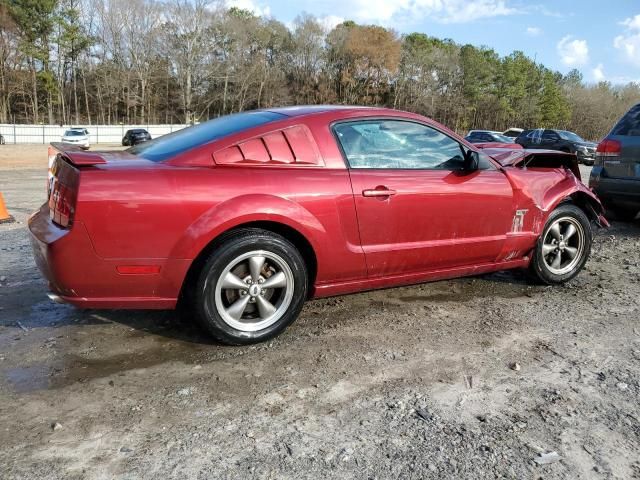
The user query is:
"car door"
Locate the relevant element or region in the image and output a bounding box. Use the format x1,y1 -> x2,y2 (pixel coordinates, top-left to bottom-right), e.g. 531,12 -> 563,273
519,129 -> 542,149
333,119 -> 514,277
540,130 -> 562,150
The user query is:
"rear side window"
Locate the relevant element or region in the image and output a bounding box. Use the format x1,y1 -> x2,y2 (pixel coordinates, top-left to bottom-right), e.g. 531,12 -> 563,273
611,104 -> 640,136
129,111 -> 286,162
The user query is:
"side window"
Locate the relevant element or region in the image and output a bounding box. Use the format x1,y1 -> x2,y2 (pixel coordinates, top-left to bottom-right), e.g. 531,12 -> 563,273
542,130 -> 559,142
611,104 -> 640,136
527,129 -> 543,144
334,120 -> 467,170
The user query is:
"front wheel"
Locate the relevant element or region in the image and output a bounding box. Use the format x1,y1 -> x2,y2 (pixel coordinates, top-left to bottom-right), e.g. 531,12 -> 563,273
194,228 -> 308,345
530,204 -> 592,284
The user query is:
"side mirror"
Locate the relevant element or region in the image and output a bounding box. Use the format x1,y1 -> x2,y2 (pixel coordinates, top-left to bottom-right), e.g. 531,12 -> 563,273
463,148 -> 479,172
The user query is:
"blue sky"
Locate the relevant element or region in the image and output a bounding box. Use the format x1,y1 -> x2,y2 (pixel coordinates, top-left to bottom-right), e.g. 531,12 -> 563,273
228,0 -> 640,84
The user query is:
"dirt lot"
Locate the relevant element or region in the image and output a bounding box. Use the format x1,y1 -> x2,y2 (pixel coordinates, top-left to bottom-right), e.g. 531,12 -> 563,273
1,145 -> 639,479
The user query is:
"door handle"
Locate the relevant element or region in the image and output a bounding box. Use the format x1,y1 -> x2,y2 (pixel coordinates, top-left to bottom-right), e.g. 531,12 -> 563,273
362,187 -> 397,197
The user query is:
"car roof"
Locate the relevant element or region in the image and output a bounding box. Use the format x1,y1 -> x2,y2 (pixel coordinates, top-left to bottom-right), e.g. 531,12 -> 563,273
264,105 -> 377,117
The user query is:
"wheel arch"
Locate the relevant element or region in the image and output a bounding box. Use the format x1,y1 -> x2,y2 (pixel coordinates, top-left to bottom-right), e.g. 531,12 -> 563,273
179,220 -> 319,304
557,191 -> 606,226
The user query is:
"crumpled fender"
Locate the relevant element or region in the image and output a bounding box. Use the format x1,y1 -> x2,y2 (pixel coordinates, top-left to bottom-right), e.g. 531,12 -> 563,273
504,168 -> 609,234
168,194 -> 327,260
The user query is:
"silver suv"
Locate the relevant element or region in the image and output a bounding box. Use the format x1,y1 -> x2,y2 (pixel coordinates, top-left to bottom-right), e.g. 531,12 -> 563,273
589,104 -> 640,221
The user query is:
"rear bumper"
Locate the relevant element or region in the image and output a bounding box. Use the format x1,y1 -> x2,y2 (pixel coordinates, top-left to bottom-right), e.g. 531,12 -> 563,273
29,205 -> 188,309
589,169 -> 640,209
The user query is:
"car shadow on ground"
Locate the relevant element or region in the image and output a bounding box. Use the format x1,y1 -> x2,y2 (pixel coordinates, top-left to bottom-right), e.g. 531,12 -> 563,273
79,307 -> 217,345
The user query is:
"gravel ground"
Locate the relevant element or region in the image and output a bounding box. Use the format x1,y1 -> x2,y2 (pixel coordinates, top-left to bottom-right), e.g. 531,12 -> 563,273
1,146 -> 639,479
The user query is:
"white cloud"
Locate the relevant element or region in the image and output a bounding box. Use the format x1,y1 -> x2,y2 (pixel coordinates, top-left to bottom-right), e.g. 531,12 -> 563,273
592,63 -> 605,82
526,26 -> 541,36
347,0 -> 517,25
527,5 -> 565,18
621,14 -> 640,30
557,35 -> 589,66
226,0 -> 270,17
614,14 -> 640,67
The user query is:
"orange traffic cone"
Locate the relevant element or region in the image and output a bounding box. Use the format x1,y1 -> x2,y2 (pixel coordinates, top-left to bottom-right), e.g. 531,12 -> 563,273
0,192 -> 15,224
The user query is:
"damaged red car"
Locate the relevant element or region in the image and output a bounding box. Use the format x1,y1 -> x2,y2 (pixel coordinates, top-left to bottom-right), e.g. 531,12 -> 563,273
30,106 -> 608,344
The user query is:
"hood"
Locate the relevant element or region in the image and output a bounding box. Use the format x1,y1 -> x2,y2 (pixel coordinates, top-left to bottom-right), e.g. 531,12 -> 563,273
474,142 -> 522,150
484,148 -> 581,181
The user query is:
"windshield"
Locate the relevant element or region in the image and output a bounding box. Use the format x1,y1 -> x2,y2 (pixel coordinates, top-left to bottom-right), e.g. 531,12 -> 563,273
557,130 -> 585,142
64,130 -> 85,137
492,134 -> 514,143
129,111 -> 286,162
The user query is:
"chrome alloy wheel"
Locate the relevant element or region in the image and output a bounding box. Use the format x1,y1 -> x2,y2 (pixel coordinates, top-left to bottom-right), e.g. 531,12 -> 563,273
214,250 -> 295,332
541,216 -> 586,276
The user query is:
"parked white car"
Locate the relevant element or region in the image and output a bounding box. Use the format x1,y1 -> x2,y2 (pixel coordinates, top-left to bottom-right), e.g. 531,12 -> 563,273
61,128 -> 90,149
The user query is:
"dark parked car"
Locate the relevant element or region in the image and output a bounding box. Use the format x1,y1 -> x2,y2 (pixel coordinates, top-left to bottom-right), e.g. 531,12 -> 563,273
516,129 -> 597,165
465,131 -> 516,144
589,103 -> 640,221
122,129 -> 151,146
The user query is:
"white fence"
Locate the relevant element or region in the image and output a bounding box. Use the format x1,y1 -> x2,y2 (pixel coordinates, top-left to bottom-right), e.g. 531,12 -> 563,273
0,124 -> 189,144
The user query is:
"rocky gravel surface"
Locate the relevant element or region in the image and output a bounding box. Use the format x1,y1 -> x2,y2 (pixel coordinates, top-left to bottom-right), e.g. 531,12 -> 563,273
0,149 -> 639,479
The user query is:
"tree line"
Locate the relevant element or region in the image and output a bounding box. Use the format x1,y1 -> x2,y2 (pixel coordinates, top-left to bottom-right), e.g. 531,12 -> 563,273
1,0 -> 639,140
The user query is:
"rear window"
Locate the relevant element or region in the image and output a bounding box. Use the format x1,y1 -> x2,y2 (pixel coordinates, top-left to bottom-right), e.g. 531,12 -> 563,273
557,130 -> 584,142
492,133 -> 513,143
611,104 -> 640,136
129,111 -> 286,162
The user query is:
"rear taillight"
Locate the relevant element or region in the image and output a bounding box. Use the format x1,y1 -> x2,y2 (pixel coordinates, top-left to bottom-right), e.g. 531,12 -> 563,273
596,139 -> 621,157
48,181 -> 76,228
47,157 -> 78,229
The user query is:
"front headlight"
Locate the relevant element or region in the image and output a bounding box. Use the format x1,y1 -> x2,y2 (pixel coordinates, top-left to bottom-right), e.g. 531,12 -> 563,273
577,146 -> 588,153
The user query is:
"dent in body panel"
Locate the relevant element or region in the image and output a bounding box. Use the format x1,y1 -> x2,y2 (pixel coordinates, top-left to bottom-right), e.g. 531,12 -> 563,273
504,166 -> 603,234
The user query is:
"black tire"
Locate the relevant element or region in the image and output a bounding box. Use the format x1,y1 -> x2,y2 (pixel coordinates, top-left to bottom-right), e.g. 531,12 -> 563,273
193,228 -> 308,345
530,204 -> 592,284
610,206 -> 638,222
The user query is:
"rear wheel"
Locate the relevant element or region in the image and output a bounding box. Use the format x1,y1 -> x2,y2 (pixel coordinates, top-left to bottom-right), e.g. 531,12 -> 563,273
194,228 -> 308,345
530,204 -> 592,284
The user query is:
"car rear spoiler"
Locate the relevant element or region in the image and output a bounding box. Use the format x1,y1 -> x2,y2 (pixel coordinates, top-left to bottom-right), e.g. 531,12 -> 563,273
49,142 -> 107,167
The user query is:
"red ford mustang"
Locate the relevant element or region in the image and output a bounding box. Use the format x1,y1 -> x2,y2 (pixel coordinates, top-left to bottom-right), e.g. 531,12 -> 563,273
30,106 -> 608,344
